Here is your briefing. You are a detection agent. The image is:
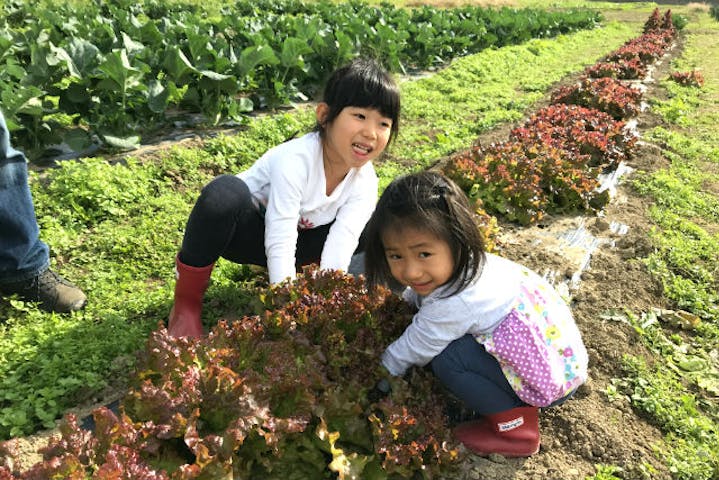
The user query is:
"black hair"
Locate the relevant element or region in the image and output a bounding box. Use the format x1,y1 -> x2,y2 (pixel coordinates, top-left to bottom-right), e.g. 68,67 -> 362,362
314,57 -> 401,145
364,171 -> 486,297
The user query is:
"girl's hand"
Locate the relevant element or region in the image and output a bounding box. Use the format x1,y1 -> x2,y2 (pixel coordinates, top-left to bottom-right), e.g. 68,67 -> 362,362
367,378 -> 392,402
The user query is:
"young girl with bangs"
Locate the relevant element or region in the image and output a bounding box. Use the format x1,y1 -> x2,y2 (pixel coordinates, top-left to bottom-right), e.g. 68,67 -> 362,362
364,171 -> 588,457
168,57 -> 400,338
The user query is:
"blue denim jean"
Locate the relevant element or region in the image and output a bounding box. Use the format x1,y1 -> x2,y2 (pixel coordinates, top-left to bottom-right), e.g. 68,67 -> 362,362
0,111 -> 49,284
431,334 -> 574,415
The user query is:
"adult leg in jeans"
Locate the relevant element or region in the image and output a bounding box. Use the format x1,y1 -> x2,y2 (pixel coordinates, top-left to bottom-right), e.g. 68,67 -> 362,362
0,111 -> 86,313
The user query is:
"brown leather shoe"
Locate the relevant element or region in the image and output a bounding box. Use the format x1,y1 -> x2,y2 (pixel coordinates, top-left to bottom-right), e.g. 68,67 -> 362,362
0,268 -> 87,313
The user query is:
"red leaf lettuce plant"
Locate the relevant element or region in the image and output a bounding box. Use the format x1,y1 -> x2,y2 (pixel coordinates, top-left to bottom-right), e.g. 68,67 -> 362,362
0,269 -> 462,479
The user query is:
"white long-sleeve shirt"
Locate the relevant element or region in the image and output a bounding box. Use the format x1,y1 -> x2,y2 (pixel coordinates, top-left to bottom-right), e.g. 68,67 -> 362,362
237,132 -> 378,284
381,253 -> 588,383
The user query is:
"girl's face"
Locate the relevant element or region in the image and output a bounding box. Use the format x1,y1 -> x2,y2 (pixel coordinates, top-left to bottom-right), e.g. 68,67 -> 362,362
382,226 -> 454,296
317,103 -> 393,173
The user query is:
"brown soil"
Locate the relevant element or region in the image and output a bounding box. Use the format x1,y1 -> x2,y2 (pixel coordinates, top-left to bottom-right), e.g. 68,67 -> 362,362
4,8 -> 689,480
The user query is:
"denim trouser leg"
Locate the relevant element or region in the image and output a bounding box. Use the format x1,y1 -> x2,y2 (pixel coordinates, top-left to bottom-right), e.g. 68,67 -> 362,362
0,112 -> 49,284
431,334 -> 576,415
431,334 -> 528,415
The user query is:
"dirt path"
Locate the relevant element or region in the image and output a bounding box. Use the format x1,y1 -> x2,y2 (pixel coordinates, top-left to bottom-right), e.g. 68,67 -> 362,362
440,32 -> 681,480
449,143 -> 672,479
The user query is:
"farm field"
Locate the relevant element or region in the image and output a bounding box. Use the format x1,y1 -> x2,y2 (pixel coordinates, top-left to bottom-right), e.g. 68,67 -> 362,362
1,1 -> 718,479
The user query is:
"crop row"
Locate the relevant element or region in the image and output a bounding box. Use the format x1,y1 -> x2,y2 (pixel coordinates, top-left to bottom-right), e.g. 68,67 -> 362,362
0,0 -> 600,156
0,269 -> 459,479
444,9 -> 679,226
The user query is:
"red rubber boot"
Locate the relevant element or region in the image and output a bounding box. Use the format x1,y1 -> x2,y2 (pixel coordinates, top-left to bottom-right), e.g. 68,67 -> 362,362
453,406 -> 540,457
167,256 -> 214,338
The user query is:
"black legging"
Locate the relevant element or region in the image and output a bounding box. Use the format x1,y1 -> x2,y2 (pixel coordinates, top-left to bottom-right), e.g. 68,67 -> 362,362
179,175 -> 332,269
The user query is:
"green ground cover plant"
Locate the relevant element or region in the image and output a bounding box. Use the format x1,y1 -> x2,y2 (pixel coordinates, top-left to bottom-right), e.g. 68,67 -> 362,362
586,464 -> 624,480
637,16 -> 719,326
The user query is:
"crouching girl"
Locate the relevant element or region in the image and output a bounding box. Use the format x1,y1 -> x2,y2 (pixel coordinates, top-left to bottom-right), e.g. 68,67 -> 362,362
364,171 -> 588,457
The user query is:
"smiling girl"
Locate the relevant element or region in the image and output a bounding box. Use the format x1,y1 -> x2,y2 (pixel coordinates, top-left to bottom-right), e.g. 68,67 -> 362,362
364,171 -> 588,458
167,57 -> 400,338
